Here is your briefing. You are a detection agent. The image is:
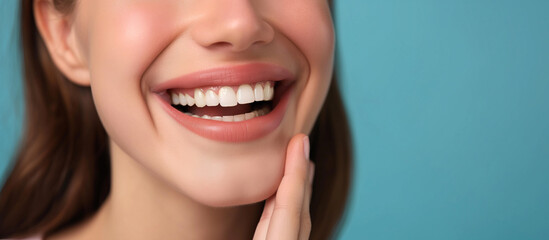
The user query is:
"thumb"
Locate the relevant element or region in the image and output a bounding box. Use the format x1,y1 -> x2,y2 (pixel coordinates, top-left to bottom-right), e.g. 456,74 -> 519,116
265,133 -> 311,239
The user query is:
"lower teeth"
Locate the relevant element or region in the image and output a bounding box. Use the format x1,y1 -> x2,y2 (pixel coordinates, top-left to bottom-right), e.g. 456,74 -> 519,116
184,106 -> 270,122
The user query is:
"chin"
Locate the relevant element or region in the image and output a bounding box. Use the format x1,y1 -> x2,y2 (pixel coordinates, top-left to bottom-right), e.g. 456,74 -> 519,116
191,176 -> 281,208
157,138 -> 288,208
178,161 -> 284,207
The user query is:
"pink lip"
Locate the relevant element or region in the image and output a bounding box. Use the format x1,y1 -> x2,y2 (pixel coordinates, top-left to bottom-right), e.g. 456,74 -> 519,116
152,63 -> 296,142
151,63 -> 295,92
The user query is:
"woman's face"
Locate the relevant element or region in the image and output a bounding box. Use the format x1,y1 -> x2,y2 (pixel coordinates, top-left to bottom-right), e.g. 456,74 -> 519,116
69,0 -> 334,206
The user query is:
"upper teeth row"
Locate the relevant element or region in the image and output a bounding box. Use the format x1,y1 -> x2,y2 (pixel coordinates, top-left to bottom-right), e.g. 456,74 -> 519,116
171,82 -> 274,107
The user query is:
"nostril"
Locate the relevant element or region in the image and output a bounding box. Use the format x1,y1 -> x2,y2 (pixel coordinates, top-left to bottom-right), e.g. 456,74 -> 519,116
209,40 -> 259,52
209,42 -> 233,50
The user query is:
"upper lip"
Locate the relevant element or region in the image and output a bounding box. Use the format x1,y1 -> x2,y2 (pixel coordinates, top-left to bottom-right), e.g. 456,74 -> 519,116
151,62 -> 295,92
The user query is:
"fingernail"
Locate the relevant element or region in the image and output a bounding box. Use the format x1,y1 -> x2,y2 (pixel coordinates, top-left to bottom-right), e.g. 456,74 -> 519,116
303,135 -> 310,159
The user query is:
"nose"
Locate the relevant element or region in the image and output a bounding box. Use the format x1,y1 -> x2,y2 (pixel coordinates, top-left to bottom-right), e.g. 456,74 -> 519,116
190,0 -> 274,52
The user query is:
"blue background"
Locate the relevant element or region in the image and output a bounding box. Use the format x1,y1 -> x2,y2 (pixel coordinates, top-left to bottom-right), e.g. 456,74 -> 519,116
2,0 -> 549,239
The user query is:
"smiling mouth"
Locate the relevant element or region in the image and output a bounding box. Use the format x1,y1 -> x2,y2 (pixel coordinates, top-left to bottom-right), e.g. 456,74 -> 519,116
153,63 -> 295,142
168,81 -> 276,122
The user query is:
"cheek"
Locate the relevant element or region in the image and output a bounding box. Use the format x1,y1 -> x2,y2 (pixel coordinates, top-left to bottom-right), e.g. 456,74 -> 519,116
87,2 -> 181,80
269,1 -> 335,134
84,2 -> 182,160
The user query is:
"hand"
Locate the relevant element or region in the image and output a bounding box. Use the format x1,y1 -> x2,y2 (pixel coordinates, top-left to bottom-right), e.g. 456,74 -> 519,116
253,134 -> 315,240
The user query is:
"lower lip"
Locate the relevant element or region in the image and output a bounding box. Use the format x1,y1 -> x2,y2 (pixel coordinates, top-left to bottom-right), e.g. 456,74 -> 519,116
156,86 -> 292,142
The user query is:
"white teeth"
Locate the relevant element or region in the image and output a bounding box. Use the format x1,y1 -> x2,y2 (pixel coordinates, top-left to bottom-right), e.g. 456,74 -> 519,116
170,81 -> 275,106
254,83 -> 264,101
245,111 -> 256,120
194,89 -> 206,107
185,94 -> 195,106
237,84 -> 254,104
171,93 -> 180,105
205,90 -> 219,106
264,82 -> 273,100
178,93 -> 187,105
233,114 -> 246,122
219,87 -> 238,107
183,107 -> 270,122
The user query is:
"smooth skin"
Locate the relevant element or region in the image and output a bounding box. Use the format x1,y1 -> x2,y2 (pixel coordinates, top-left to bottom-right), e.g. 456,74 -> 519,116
34,0 -> 331,238
46,135 -> 314,240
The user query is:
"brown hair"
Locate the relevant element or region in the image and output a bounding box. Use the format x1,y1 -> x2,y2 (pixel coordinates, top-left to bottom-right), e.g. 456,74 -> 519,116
0,0 -> 352,239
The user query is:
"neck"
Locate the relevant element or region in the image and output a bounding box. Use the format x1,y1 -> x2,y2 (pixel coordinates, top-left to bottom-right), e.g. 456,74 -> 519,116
60,142 -> 262,240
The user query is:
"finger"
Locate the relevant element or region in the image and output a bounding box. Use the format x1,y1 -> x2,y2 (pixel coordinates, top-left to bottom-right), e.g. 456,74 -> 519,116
298,162 -> 315,240
267,134 -> 310,240
253,195 -> 276,240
